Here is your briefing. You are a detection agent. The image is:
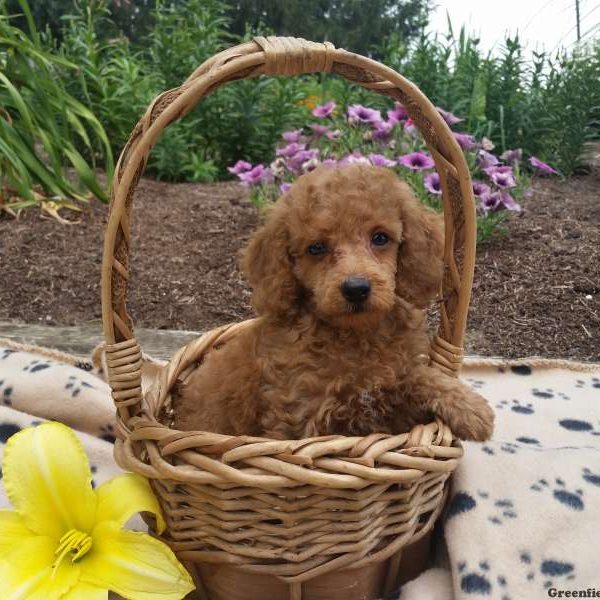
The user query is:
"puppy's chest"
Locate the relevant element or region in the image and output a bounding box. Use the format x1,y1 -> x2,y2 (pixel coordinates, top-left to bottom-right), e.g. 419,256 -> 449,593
263,334 -> 411,392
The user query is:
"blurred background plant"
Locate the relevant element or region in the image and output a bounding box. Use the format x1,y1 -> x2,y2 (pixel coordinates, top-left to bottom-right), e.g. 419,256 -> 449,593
1,0 -> 599,214
0,0 -> 113,212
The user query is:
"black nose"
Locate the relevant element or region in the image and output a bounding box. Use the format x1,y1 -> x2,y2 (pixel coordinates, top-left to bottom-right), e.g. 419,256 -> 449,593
341,277 -> 371,303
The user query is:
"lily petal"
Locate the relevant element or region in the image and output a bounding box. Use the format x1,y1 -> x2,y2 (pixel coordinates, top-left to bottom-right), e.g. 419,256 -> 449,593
0,510 -> 36,558
2,422 -> 97,539
95,473 -> 166,533
62,582 -> 108,599
0,534 -> 79,600
82,522 -> 194,600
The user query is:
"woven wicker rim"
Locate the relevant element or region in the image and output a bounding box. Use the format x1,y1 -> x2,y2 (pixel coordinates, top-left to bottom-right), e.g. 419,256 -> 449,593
99,37 -> 473,592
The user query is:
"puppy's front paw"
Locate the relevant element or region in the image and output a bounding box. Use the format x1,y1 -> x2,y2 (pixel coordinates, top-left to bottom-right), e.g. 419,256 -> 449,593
442,391 -> 495,442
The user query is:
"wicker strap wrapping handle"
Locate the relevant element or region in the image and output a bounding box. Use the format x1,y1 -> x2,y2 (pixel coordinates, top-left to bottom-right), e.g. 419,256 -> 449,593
101,36 -> 476,423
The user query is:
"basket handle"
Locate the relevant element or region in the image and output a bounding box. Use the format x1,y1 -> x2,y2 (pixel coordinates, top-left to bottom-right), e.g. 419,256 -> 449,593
101,36 -> 477,425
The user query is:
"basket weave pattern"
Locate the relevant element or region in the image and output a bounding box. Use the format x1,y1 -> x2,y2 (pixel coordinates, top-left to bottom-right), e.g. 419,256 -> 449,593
101,37 -> 476,599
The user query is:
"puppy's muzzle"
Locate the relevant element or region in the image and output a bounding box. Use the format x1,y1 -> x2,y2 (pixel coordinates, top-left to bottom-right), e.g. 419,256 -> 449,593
341,277 -> 371,303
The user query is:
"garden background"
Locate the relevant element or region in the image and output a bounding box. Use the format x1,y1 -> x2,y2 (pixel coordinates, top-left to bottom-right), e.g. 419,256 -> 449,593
1,0 -> 599,361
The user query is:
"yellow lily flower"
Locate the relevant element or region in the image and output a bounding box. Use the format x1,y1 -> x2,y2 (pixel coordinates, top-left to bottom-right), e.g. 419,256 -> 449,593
0,422 -> 194,599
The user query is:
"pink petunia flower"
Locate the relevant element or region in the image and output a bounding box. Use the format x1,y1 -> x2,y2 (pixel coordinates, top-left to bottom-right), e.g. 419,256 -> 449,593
227,160 -> 252,175
281,129 -> 304,143
453,132 -> 478,151
424,172 -> 442,195
368,154 -> 396,167
437,107 -> 463,126
372,119 -> 395,141
286,149 -> 319,173
397,151 -> 435,171
387,103 -> 409,123
490,171 -> 517,189
309,124 -> 330,137
312,100 -> 336,118
484,165 -> 513,178
276,142 -> 306,158
347,104 -> 382,125
529,156 -> 558,175
472,180 -> 491,199
238,164 -> 273,186
339,151 -> 370,166
477,150 -> 499,169
279,182 -> 292,193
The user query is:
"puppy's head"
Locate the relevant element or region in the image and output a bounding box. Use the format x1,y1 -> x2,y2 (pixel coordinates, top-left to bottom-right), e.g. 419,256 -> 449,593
242,164 -> 444,327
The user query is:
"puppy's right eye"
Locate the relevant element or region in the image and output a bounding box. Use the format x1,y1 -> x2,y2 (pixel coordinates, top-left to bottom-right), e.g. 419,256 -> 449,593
307,242 -> 328,256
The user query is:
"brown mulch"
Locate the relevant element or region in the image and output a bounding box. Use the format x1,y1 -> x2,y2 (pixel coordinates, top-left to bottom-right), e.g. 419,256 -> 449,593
1,174 -> 599,361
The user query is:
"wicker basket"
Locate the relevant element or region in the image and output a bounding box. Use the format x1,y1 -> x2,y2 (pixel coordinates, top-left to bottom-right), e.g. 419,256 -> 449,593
101,37 -> 476,600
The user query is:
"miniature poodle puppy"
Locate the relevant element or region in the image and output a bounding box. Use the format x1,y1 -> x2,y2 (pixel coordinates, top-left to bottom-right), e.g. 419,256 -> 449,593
173,164 -> 494,441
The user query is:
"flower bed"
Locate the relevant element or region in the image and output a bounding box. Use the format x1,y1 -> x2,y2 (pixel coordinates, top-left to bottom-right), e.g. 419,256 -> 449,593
230,101 -> 559,242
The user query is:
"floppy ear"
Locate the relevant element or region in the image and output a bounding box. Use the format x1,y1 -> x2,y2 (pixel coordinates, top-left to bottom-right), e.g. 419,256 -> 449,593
241,206 -> 300,317
396,196 -> 445,309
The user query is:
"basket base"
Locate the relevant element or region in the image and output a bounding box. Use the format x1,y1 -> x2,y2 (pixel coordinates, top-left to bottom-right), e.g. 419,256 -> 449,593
186,532 -> 432,600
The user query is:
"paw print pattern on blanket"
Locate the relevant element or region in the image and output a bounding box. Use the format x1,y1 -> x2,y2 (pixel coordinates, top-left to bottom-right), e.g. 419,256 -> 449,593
530,477 -> 584,510
559,418 -> 598,434
0,380 -> 13,406
582,467 -> 600,487
65,375 -> 97,398
22,359 -> 52,373
458,560 -> 493,595
447,490 -> 518,526
519,551 -> 576,588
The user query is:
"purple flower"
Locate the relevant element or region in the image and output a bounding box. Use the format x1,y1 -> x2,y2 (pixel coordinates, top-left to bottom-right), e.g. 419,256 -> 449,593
321,158 -> 338,167
529,156 -> 558,175
339,151 -> 370,166
498,191 -> 521,212
309,124 -> 330,137
484,165 -> 513,178
279,182 -> 292,194
276,142 -> 306,158
227,160 -> 252,175
453,132 -> 478,151
477,150 -> 499,169
472,180 -> 491,199
368,154 -> 396,167
500,148 -> 523,165
397,151 -> 435,171
437,107 -> 463,126
481,191 -> 521,213
312,100 -> 336,118
238,164 -> 273,186
286,149 -> 319,173
387,103 -> 408,123
347,104 -> 382,124
373,119 -> 395,140
490,171 -> 517,189
480,193 -> 502,213
424,172 -> 442,195
281,129 -> 304,143
326,129 -> 341,141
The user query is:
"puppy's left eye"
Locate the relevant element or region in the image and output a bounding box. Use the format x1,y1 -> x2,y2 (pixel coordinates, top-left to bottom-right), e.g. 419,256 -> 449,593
371,231 -> 390,246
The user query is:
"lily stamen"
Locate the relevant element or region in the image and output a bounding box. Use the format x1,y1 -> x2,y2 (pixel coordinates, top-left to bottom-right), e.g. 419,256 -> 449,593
52,529 -> 92,576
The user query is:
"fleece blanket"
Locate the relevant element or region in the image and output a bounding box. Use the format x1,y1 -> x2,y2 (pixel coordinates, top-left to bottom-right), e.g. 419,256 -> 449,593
0,339 -> 599,600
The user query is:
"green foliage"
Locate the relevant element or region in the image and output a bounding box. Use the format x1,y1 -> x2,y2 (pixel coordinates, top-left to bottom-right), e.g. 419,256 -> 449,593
0,0 -> 113,209
383,26 -> 600,175
226,0 -> 431,58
